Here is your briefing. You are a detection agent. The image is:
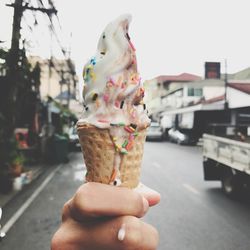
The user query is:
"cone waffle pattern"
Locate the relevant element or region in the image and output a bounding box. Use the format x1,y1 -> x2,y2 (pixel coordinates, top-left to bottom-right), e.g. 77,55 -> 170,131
77,123 -> 147,188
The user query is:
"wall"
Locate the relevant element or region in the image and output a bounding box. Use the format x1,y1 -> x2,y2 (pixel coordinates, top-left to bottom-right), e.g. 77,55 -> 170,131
228,88 -> 250,108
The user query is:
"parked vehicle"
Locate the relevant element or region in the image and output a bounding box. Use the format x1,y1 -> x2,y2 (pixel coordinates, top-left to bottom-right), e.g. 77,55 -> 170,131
146,122 -> 163,141
168,128 -> 197,145
203,133 -> 250,198
68,126 -> 81,150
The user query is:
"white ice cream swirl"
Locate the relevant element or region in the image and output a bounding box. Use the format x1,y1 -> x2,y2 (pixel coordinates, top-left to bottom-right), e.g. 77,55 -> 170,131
79,14 -> 150,129
78,14 -> 150,186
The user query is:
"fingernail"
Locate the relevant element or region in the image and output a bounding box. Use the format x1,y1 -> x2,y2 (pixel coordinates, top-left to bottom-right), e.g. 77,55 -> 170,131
143,197 -> 149,214
136,183 -> 160,196
118,224 -> 126,241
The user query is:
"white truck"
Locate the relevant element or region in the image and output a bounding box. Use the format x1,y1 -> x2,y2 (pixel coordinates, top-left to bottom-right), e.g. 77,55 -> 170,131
203,133 -> 250,197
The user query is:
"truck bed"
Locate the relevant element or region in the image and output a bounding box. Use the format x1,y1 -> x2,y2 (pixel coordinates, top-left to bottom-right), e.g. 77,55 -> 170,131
203,134 -> 250,175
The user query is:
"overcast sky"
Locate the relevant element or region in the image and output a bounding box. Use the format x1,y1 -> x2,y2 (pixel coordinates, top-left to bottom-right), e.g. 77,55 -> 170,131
1,0 -> 250,82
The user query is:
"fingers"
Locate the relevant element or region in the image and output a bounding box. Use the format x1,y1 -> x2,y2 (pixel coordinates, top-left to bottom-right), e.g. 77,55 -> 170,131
55,215 -> 159,250
135,183 -> 161,207
68,182 -> 149,220
115,216 -> 159,250
55,183 -> 160,250
93,216 -> 159,250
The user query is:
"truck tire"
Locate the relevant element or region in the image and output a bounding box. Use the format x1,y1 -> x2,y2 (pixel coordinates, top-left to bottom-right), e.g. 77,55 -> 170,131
221,170 -> 243,199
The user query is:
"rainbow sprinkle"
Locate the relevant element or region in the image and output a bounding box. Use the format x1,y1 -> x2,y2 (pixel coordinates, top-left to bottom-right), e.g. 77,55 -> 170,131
120,101 -> 124,109
133,132 -> 139,137
120,148 -> 128,154
124,126 -> 134,133
115,100 -> 120,108
110,122 -> 125,127
125,140 -> 134,151
92,93 -> 98,101
103,94 -> 109,103
98,119 -> 109,123
129,134 -> 135,140
130,123 -> 137,129
122,140 -> 128,148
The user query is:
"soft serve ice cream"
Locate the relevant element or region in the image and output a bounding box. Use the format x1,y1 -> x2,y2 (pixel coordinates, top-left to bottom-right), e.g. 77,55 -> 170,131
77,14 -> 150,188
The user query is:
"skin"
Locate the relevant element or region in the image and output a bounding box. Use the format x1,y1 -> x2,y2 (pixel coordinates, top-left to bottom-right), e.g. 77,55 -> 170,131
51,182 -> 161,250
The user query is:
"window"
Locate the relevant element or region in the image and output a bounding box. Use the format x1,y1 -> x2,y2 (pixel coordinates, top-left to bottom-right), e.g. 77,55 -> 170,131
188,87 -> 203,97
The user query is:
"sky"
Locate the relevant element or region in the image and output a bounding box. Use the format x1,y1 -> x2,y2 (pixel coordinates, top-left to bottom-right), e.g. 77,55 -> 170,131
1,0 -> 250,83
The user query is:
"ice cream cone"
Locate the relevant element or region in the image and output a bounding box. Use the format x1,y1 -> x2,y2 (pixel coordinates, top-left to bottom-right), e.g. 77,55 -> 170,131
77,15 -> 150,188
77,123 -> 147,188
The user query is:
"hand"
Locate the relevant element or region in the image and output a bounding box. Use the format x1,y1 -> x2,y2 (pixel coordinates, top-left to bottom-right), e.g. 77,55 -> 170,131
51,182 -> 160,250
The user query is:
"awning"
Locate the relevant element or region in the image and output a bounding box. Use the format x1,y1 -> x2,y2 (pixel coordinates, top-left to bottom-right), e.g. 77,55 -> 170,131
161,101 -> 225,116
55,91 -> 76,100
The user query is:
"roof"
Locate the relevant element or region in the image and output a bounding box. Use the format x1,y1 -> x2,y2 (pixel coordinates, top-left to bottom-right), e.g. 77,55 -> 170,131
161,101 -> 225,115
157,73 -> 202,83
203,95 -> 225,104
228,82 -> 250,95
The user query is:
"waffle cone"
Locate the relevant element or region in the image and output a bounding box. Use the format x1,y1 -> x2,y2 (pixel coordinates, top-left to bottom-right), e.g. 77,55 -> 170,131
77,123 -> 147,188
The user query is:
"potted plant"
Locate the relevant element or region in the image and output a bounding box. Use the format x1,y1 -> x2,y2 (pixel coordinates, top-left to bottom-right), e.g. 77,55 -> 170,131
0,133 -> 19,193
9,154 -> 25,177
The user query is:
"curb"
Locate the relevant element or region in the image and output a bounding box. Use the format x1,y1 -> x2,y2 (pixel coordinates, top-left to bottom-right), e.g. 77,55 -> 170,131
0,165 -> 45,209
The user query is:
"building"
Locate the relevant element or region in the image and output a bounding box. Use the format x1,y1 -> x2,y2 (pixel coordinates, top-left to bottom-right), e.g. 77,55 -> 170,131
28,56 -> 82,118
144,73 -> 202,116
145,64 -> 250,142
160,81 -> 250,141
28,56 -> 78,101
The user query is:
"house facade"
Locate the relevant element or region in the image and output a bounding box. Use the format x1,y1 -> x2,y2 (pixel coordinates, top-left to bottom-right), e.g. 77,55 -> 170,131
144,65 -> 250,141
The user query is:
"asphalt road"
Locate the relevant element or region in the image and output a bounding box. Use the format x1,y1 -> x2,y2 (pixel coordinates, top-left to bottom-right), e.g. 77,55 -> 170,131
1,142 -> 250,250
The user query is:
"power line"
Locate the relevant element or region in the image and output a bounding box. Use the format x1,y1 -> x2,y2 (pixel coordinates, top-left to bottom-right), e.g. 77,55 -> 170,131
22,14 -> 42,52
8,0 -> 77,88
36,0 -> 67,57
6,2 -> 57,15
34,0 -> 77,90
48,0 -> 62,30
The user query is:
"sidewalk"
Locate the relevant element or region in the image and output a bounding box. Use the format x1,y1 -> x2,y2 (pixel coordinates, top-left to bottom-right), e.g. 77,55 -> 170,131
0,164 -> 44,208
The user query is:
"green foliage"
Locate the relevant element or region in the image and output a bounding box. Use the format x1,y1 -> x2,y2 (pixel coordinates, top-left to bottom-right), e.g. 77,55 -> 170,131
0,47 -> 8,60
10,152 -> 25,165
52,97 -> 77,121
8,137 -> 25,165
47,96 -> 77,135
0,128 -> 25,171
0,45 -> 41,170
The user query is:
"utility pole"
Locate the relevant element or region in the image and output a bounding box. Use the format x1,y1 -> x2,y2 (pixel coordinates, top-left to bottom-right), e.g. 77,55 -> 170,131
0,0 -> 25,169
224,59 -> 228,109
3,0 -> 24,135
67,78 -> 71,108
5,0 -> 57,131
6,1 -> 57,70
9,0 -> 23,76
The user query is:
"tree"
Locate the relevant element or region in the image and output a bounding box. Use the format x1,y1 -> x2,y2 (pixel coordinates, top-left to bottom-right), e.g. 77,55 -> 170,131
0,45 -> 41,169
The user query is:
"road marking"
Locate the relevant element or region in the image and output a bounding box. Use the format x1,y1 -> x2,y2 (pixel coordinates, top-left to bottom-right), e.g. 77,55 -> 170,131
2,164 -> 63,234
152,162 -> 161,168
182,183 -> 200,195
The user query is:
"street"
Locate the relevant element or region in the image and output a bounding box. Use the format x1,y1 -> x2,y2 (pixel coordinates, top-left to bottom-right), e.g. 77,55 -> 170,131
1,1 -> 250,250
1,142 -> 250,250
